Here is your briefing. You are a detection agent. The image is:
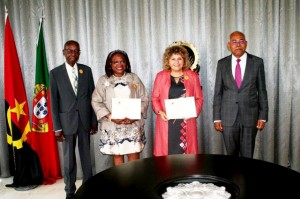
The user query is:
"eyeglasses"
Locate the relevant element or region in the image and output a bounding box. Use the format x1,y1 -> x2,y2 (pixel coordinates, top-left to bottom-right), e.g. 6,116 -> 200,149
230,40 -> 246,45
64,49 -> 81,54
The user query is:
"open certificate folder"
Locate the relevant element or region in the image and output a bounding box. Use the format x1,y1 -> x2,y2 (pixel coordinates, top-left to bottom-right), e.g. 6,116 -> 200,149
165,97 -> 197,119
111,98 -> 141,119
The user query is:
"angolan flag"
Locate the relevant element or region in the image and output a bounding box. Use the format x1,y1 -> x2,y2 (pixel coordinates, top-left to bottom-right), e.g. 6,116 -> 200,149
4,15 -> 43,189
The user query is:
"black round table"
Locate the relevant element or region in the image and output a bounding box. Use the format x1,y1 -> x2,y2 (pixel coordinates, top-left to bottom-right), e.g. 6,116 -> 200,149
75,154 -> 300,199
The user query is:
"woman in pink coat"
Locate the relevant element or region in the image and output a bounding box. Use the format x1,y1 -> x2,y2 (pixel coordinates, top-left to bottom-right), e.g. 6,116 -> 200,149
151,45 -> 204,156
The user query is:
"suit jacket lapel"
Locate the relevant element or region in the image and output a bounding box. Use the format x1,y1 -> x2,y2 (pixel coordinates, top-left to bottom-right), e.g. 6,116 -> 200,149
224,55 -> 236,87
242,53 -> 253,89
61,64 -> 74,92
77,64 -> 85,95
62,63 -> 77,95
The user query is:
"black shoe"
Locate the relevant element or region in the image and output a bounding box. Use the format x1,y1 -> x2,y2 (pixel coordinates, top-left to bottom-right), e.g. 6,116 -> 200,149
66,193 -> 75,199
5,183 -> 17,188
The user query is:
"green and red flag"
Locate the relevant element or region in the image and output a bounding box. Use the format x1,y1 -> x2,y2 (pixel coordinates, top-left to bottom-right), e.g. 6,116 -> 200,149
4,15 -> 43,188
27,18 -> 62,185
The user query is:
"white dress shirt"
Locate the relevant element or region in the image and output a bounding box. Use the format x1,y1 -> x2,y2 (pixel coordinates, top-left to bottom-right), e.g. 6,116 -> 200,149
65,62 -> 78,93
231,53 -> 247,81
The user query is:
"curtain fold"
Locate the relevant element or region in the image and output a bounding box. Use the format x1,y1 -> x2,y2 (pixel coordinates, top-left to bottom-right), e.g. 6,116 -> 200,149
1,0 -> 300,179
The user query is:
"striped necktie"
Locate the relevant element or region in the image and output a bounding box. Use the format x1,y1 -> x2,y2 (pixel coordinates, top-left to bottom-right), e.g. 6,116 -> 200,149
72,67 -> 78,94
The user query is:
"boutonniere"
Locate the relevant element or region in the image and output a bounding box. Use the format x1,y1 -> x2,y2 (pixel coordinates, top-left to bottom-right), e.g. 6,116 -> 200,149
132,83 -> 137,89
79,69 -> 84,74
104,80 -> 110,87
184,75 -> 189,80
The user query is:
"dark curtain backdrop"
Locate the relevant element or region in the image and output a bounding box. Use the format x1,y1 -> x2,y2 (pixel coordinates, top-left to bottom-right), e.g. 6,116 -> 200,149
0,0 -> 300,179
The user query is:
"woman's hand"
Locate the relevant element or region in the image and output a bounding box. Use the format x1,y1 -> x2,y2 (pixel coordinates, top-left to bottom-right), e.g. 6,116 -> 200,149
111,118 -> 137,125
158,111 -> 168,121
123,118 -> 137,124
111,119 -> 123,124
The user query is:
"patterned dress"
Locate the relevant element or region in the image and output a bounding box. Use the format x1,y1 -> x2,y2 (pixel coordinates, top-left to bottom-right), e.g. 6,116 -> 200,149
92,73 -> 148,155
168,75 -> 187,154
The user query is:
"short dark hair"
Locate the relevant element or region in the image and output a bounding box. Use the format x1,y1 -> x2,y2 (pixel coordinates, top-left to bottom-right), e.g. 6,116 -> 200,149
64,40 -> 80,49
105,50 -> 131,77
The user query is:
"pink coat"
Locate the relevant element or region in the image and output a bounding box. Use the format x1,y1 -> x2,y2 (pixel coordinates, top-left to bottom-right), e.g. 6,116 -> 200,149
151,70 -> 204,156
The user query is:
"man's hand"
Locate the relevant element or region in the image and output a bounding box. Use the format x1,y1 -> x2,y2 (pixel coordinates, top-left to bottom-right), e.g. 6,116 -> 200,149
55,131 -> 65,142
214,121 -> 223,132
90,124 -> 98,135
257,120 -> 266,131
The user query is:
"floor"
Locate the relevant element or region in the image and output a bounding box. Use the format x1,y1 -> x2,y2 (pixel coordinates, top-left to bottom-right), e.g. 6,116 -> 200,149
0,177 -> 82,199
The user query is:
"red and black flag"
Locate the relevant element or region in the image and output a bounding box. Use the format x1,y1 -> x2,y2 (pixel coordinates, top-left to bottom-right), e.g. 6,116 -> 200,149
4,15 -> 43,189
27,18 -> 62,185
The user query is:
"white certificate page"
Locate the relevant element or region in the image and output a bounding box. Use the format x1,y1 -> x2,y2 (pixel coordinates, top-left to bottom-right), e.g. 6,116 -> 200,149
111,98 -> 141,119
165,97 -> 197,119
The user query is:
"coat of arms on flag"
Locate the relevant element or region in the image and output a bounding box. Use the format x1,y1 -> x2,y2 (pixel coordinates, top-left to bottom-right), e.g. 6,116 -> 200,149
32,85 -> 49,132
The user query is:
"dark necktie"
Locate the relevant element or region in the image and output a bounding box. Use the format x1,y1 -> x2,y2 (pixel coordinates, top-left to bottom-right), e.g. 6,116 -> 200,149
235,59 -> 242,88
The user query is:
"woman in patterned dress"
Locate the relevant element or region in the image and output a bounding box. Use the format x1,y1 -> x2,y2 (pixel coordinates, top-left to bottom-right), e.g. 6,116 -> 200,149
92,50 -> 149,165
151,46 -> 204,156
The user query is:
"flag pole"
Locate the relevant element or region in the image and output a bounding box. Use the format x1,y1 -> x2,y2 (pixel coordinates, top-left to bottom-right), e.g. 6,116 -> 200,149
37,12 -> 44,45
5,5 -> 8,20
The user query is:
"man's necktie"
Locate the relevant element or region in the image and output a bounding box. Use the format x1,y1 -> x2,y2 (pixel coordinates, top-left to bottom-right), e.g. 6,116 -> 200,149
72,67 -> 78,94
235,59 -> 242,88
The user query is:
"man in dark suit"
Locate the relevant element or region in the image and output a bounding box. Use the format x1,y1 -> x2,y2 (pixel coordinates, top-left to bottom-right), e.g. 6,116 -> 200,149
50,40 -> 97,199
213,31 -> 268,158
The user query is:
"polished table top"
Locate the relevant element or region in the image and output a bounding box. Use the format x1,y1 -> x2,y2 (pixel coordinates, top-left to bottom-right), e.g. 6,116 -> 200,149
75,154 -> 300,199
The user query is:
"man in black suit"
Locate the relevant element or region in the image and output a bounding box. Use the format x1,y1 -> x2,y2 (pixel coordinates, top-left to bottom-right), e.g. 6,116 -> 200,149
50,40 -> 97,199
213,31 -> 268,158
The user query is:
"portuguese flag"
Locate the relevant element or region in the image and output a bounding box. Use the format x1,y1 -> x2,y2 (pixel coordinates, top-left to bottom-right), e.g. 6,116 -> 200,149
4,15 -> 43,188
27,18 -> 62,185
